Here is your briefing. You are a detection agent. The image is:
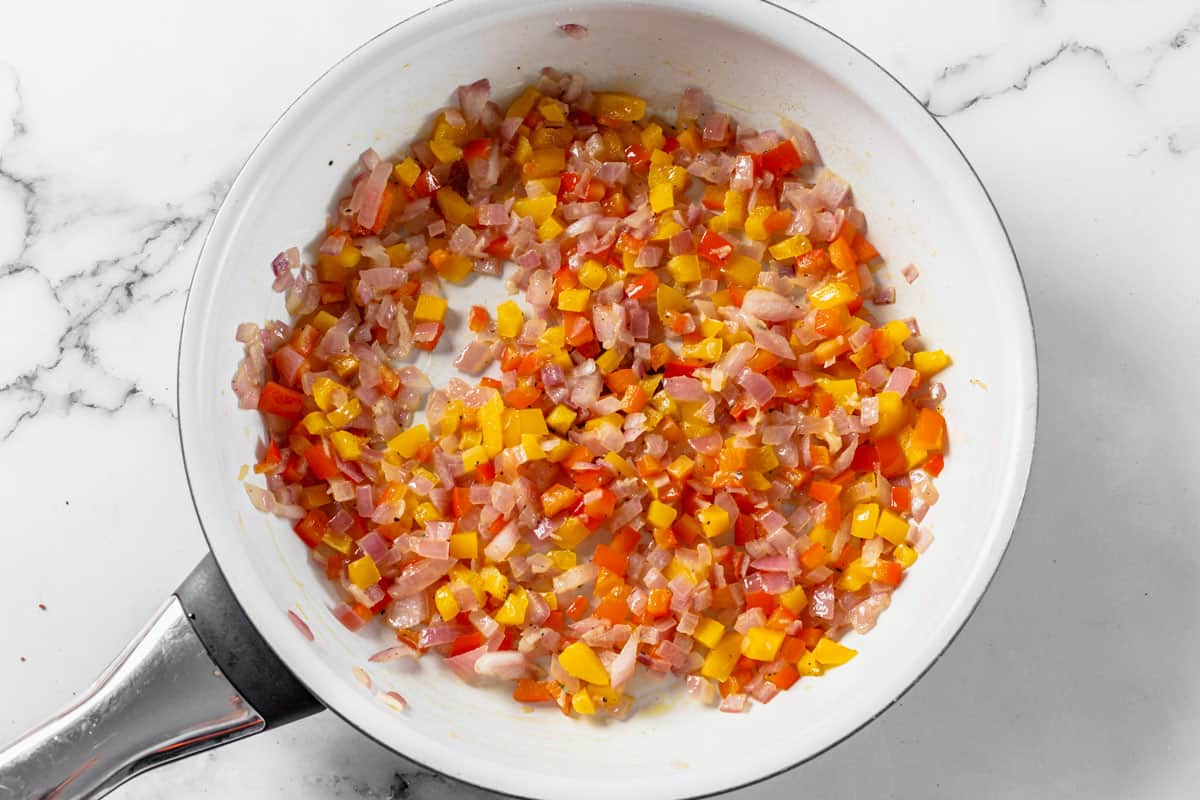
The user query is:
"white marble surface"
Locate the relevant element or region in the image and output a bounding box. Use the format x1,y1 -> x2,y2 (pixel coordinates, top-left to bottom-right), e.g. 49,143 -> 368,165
2,0 -> 1198,797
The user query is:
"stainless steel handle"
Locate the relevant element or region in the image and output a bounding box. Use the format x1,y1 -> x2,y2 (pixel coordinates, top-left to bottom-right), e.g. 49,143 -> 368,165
0,597 -> 265,799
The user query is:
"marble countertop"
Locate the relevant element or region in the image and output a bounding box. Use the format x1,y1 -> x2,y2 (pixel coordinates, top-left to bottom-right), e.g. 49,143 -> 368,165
2,0 -> 1198,797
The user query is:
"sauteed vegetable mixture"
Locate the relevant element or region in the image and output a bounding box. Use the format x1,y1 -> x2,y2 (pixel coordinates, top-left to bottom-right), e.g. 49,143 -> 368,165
233,69 -> 950,716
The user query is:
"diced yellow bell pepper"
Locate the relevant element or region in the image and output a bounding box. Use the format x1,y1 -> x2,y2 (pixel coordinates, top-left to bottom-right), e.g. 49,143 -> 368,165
768,234 -> 813,261
837,559 -> 874,592
654,454 -> 686,480
560,641 -> 611,685
429,139 -> 463,163
348,555 -> 381,589
414,501 -> 442,526
578,260 -> 608,290
850,503 -> 880,539
496,300 -> 525,339
557,288 -> 591,312
520,434 -> 546,461
393,157 -> 420,186
699,318 -> 724,338
450,567 -> 485,604
882,319 -> 911,346
695,504 -> 730,538
546,404 -> 577,434
512,194 -> 557,225
808,280 -> 857,310
876,509 -> 910,546
512,134 -> 533,165
480,565 -> 508,601
681,337 -> 723,362
699,631 -> 744,681
594,348 -> 622,374
328,354 -> 359,379
555,517 -> 591,549
511,408 -> 546,436
435,187 -> 476,226
649,182 -> 674,213
449,532 -> 478,559
813,638 -> 857,666
899,427 -> 928,470
537,96 -> 567,124
494,586 -> 529,626
537,215 -> 564,242
641,122 -> 666,150
461,445 -> 489,473
414,294 -> 447,323
913,349 -> 952,378
893,543 -> 919,568
301,412 -> 333,435
592,92 -> 646,125
480,392 -> 505,457
326,398 -> 361,429
583,414 -> 623,435
779,585 -> 808,614
742,627 -> 785,661
322,531 -> 353,554
871,391 -> 909,437
546,437 -> 574,462
723,254 -> 761,288
666,558 -> 698,586
743,206 -> 773,241
604,451 -> 636,479
311,377 -> 344,412
548,549 -> 577,571
571,688 -> 597,715
653,218 -> 684,241
667,254 -> 701,284
435,584 -> 460,621
330,431 -> 363,461
692,617 -> 726,649
431,111 -> 468,145
723,190 -> 746,228
388,424 -> 430,458
655,283 -> 688,317
311,310 -> 339,332
439,253 -> 474,283
506,86 -> 540,118
796,649 -> 823,675
646,500 -> 678,529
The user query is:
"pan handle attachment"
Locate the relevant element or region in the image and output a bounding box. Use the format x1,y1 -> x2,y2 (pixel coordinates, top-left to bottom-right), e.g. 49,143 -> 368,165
0,555 -> 321,799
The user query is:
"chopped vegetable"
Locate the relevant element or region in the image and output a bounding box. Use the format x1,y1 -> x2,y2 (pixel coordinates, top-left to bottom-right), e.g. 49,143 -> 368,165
233,73 -> 950,718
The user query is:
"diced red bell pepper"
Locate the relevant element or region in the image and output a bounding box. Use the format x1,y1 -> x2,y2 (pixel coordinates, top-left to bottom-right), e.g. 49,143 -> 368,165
624,144 -> 651,173
257,381 -> 305,419
412,169 -> 441,198
303,442 -> 341,481
293,509 -> 330,548
449,631 -> 487,657
625,271 -> 659,300
761,140 -> 803,175
254,439 -> 282,474
463,138 -> 492,161
413,322 -> 445,352
697,229 -> 734,265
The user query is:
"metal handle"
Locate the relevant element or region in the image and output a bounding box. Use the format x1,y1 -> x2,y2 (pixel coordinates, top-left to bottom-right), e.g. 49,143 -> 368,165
0,597 -> 266,799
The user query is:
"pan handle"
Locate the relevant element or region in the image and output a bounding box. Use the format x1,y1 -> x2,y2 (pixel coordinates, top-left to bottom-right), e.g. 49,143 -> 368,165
0,555 -> 321,799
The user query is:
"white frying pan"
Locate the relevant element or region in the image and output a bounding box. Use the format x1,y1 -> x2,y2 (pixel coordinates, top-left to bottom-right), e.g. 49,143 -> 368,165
0,1 -> 1037,797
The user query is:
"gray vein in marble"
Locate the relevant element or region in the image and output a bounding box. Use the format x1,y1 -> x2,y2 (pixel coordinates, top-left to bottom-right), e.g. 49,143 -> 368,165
0,69 -> 229,441
924,41 -> 1110,117
924,11 -> 1200,145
